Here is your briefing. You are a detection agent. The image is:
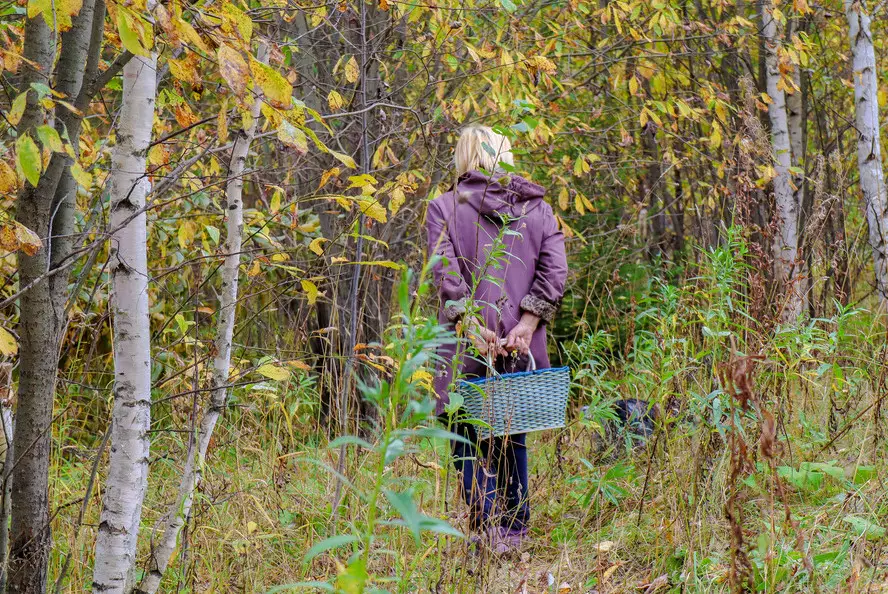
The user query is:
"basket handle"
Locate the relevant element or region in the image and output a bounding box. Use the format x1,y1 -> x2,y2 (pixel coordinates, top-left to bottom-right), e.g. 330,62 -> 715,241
485,345 -> 536,372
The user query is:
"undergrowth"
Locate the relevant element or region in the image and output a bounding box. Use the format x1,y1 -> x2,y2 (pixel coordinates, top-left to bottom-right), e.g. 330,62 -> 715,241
47,231 -> 888,593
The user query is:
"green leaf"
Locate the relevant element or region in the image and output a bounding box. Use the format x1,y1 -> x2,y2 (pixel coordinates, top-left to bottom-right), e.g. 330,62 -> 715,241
117,9 -> 149,57
36,125 -> 63,153
15,133 -> 41,187
843,516 -> 886,540
336,557 -> 368,594
303,534 -> 359,563
383,489 -> 462,544
205,225 -> 220,244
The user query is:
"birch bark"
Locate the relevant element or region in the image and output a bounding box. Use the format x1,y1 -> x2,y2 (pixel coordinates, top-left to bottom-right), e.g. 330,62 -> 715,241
92,50 -> 157,594
135,43 -> 268,594
761,0 -> 804,321
845,0 -> 888,312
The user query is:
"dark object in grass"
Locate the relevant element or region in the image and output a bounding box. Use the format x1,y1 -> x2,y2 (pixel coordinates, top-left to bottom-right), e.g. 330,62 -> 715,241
613,398 -> 656,438
582,398 -> 657,451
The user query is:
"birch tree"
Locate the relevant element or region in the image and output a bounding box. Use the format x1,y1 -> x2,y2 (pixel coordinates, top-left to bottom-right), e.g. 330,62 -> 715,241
761,0 -> 804,321
134,43 -> 269,594
845,0 -> 888,313
92,49 -> 157,594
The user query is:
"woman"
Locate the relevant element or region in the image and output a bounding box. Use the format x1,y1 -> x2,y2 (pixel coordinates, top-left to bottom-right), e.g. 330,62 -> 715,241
426,126 -> 568,552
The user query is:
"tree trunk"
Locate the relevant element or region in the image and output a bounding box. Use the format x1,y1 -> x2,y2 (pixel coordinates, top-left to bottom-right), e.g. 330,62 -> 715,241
8,13 -> 56,594
135,43 -> 267,594
761,0 -> 803,321
845,0 -> 888,312
92,49 -> 157,594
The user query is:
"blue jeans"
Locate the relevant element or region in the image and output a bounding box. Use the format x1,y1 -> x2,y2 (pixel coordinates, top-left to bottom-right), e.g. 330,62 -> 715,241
450,421 -> 529,532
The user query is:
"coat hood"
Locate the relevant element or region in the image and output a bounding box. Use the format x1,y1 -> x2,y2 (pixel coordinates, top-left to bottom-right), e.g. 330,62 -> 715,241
455,170 -> 546,218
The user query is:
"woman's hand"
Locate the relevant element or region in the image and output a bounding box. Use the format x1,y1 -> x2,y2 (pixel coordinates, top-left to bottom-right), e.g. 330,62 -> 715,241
463,317 -> 502,356
505,312 -> 540,355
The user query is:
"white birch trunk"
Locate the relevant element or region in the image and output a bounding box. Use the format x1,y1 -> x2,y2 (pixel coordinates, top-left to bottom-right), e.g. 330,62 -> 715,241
761,0 -> 803,321
845,0 -> 888,312
135,44 -> 268,594
92,50 -> 157,594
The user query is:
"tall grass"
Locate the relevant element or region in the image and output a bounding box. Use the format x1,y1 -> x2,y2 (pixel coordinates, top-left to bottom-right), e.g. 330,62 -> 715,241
46,229 -> 888,593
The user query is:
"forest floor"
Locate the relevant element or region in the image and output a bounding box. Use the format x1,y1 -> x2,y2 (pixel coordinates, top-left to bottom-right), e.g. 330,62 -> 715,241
47,388 -> 888,593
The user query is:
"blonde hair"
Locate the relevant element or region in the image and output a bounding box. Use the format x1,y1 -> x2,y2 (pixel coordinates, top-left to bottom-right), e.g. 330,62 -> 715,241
454,126 -> 514,176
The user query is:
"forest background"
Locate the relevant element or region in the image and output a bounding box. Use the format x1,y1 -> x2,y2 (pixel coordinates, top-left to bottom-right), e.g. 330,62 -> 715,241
2,0 -> 888,591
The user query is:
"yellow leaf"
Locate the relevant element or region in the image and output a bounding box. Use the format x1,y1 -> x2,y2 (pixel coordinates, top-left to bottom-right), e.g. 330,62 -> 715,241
301,279 -> 320,305
358,199 -> 387,223
8,92 -> 26,127
220,1 -> 252,46
270,187 -> 283,212
247,260 -> 261,276
628,76 -> 639,96
389,187 -> 406,216
173,9 -> 210,53
344,56 -> 359,84
347,260 -> 403,270
330,150 -> 357,169
327,90 -> 345,111
278,121 -> 308,153
14,222 -> 42,256
0,226 -> 16,252
285,359 -> 312,371
709,122 -> 722,149
318,167 -> 340,191
309,237 -> 327,256
70,163 -> 92,189
177,221 -> 196,249
168,57 -> 199,84
558,187 -> 569,210
0,161 -> 17,194
27,0 -> 49,20
0,327 -> 16,357
246,520 -> 258,534
217,44 -> 249,97
257,363 -> 290,381
250,58 -> 292,109
218,99 -> 229,143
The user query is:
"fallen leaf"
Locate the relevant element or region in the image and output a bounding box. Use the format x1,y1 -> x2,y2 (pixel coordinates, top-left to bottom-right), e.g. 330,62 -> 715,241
601,561 -> 623,583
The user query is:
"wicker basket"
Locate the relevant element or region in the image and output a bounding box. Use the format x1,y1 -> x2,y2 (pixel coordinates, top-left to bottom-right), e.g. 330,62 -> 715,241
458,353 -> 571,438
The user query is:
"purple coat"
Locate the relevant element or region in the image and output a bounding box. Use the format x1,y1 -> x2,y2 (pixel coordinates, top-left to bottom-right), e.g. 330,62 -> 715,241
426,170 -> 568,415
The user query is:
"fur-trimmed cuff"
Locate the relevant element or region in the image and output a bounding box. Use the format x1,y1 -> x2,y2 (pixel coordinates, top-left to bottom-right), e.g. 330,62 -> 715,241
520,294 -> 558,324
443,298 -> 467,323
